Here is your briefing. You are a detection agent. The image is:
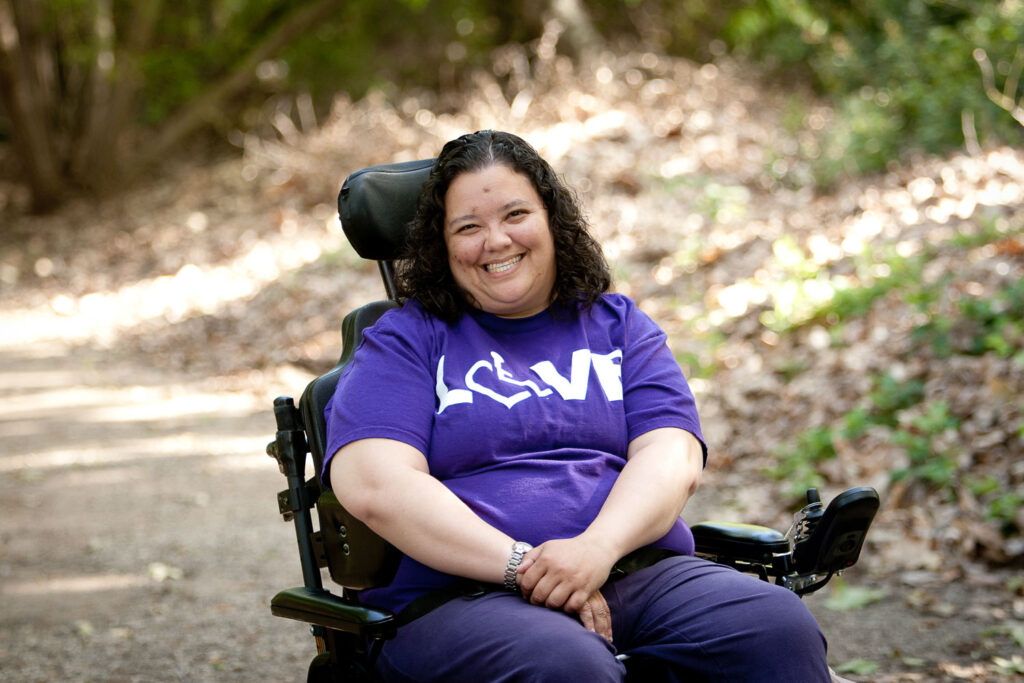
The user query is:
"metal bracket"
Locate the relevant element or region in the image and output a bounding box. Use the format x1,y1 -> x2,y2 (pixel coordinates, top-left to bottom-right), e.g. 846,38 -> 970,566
277,479 -> 318,521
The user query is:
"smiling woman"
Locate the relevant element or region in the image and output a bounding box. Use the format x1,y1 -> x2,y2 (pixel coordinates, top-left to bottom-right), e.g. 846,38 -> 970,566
443,164 -> 556,318
396,130 -> 610,323
321,131 -> 831,682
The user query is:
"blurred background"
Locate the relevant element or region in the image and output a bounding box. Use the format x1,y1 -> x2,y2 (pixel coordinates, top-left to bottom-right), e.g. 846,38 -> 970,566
1,1 -> 1022,680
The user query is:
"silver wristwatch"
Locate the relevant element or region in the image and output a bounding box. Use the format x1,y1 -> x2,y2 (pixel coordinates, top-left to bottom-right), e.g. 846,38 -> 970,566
503,541 -> 533,590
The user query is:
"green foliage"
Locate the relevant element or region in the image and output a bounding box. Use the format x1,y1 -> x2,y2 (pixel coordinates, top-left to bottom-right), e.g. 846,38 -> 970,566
773,426 -> 835,497
986,491 -> 1024,535
279,0 -> 525,104
766,222 -> 1024,519
834,659 -> 881,676
770,372 -> 928,497
715,0 -> 1024,184
824,577 -> 888,611
1010,622 -> 1024,649
16,0 -> 1024,194
889,401 -> 960,489
994,655 -> 1024,676
32,0 -> 531,134
868,374 -> 926,424
674,350 -> 718,381
127,0 -> 1024,163
133,0 -> 469,125
911,269 -> 1024,361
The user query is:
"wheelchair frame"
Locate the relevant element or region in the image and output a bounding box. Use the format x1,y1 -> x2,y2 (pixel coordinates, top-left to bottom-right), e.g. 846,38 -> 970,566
266,159 -> 880,681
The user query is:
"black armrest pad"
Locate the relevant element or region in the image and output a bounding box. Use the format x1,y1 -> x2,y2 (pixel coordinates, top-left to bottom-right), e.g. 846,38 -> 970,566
317,491 -> 402,590
692,522 -> 789,564
271,587 -> 395,638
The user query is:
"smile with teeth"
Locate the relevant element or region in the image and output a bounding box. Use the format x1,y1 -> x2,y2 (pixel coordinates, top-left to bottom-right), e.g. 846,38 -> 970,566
484,254 -> 523,274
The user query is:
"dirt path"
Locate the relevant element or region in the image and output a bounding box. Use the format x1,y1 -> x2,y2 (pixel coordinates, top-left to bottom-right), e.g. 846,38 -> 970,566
1,309 -> 1020,682
0,329 -> 318,681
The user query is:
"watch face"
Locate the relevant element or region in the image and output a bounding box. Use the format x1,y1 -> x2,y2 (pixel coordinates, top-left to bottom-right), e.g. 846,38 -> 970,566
513,542 -> 532,554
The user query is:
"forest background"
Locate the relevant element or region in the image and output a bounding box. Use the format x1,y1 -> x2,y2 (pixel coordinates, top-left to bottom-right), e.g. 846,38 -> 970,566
1,1 -> 1023,681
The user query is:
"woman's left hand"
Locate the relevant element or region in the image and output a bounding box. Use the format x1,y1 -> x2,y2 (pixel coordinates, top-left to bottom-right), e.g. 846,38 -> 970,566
578,589 -> 613,643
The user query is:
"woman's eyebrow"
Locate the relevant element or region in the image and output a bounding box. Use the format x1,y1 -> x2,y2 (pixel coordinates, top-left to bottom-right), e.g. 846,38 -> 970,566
446,200 -> 533,229
446,212 -> 477,228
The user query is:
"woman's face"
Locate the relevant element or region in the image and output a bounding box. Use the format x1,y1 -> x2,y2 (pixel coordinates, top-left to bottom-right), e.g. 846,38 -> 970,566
443,164 -> 556,318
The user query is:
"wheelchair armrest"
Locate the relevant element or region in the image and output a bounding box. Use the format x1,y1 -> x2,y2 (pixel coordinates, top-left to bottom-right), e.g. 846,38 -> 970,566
692,522 -> 789,565
271,587 -> 396,639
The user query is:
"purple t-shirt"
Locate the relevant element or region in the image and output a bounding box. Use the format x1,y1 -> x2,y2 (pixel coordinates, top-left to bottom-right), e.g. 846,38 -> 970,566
323,293 -> 706,612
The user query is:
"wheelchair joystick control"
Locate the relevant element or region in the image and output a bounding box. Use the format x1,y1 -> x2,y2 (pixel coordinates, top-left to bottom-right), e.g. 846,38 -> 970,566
790,486 -> 880,580
788,488 -> 824,546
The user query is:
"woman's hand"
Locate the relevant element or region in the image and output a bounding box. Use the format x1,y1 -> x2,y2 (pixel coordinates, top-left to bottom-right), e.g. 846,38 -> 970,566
578,589 -> 613,643
516,536 -> 615,642
518,535 -> 617,610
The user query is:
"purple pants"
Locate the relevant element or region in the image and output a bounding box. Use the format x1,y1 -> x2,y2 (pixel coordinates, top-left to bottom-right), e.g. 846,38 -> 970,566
372,555 -> 830,682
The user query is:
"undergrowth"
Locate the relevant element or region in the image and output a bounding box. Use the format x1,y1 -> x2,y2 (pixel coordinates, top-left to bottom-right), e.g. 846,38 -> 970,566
766,226 -> 1023,537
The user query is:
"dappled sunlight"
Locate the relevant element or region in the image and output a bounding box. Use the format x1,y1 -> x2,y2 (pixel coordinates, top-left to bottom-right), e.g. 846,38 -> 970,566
1,573 -> 152,597
2,381 -> 263,419
3,383 -> 263,422
0,346 -> 298,475
2,214 -> 345,349
0,433 -> 266,473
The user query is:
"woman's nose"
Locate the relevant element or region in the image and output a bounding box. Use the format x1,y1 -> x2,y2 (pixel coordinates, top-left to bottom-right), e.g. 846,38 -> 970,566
483,224 -> 512,250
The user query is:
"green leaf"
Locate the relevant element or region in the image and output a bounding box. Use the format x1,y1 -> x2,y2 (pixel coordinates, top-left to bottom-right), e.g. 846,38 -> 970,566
1009,623 -> 1024,649
835,658 -> 879,675
824,579 -> 888,611
993,655 -> 1024,675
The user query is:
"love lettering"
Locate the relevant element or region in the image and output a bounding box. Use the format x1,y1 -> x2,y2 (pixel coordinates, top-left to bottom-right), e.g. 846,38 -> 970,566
435,349 -> 623,414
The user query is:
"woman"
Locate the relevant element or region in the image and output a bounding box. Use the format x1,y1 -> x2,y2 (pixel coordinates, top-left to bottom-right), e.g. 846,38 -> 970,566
324,130 -> 829,681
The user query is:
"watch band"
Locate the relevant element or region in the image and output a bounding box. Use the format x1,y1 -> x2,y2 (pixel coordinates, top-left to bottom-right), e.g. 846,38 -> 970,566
504,541 -> 532,590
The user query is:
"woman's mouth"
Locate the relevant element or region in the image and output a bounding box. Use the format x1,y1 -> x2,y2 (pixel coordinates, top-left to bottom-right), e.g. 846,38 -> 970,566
484,255 -> 523,273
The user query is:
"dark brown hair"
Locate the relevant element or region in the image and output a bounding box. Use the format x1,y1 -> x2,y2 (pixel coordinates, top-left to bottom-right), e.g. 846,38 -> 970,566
395,130 -> 610,322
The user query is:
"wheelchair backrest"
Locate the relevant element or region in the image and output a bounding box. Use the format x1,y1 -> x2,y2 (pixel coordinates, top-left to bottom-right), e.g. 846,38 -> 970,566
337,157 -> 434,299
298,158 -> 436,590
302,300 -> 400,477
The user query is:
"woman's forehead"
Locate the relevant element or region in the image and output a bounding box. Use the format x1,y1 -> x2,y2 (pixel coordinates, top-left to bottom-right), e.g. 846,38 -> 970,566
446,165 -> 539,206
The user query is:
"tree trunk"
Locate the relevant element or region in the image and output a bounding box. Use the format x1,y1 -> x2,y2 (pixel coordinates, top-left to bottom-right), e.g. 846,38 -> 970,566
72,0 -> 164,191
0,0 -> 341,212
0,0 -> 65,211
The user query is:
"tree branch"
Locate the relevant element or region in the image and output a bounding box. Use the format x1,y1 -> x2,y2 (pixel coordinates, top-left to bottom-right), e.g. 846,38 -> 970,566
127,0 -> 342,174
973,46 -> 1024,128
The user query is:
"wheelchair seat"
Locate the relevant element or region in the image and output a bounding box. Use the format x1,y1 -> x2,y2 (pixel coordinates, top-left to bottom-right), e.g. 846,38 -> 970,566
266,158 -> 880,681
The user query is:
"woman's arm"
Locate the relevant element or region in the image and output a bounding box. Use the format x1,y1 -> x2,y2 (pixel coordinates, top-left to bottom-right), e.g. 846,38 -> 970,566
330,437 -> 515,583
586,426 -> 704,557
517,427 -> 703,613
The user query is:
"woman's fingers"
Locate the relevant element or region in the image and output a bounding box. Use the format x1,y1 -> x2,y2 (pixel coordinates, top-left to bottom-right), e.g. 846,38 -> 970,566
578,591 -> 613,643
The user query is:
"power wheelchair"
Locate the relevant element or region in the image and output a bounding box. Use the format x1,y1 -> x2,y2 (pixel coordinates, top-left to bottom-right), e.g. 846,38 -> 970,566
266,158 -> 881,681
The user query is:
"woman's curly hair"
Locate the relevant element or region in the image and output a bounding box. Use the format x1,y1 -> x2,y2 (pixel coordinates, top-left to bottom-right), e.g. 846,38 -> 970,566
395,130 -> 610,322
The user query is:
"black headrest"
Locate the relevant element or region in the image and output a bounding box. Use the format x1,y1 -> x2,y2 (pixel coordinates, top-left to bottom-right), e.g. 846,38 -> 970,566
337,158 -> 435,261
